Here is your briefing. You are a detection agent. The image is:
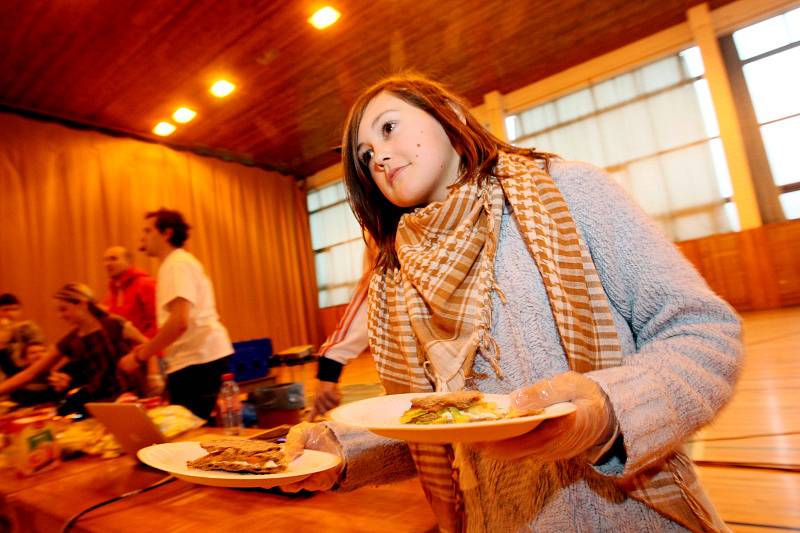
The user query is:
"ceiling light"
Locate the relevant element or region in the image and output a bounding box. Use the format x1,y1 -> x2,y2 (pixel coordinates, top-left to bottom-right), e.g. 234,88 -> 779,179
210,80 -> 235,98
172,107 -> 197,123
152,122 -> 176,136
309,6 -> 340,29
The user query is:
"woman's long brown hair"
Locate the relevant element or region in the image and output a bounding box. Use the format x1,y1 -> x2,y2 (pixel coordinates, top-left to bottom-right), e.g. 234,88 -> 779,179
342,72 -> 552,271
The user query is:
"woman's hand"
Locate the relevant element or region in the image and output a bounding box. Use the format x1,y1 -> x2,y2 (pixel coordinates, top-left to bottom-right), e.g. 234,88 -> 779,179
48,370 -> 72,392
118,347 -> 143,374
474,371 -> 617,462
281,422 -> 344,492
310,381 -> 342,420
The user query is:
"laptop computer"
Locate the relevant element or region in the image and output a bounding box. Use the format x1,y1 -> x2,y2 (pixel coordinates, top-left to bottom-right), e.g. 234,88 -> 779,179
86,402 -> 167,458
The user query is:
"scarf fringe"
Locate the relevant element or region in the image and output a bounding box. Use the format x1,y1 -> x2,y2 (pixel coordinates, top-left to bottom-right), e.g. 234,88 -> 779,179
477,330 -> 503,380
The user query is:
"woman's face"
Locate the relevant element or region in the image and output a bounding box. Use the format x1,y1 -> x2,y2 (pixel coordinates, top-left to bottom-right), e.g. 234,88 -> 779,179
55,300 -> 83,325
356,92 -> 461,208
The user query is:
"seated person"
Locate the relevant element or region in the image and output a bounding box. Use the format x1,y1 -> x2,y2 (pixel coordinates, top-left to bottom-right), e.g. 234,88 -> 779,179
9,342 -> 62,406
0,293 -> 46,380
49,283 -> 153,401
0,283 -> 152,402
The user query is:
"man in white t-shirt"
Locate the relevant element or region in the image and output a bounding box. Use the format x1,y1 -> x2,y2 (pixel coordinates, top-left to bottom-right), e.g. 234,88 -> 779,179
118,209 -> 233,419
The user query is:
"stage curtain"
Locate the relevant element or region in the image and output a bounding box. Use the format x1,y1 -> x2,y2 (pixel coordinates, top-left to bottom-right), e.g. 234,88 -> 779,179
0,112 -> 321,350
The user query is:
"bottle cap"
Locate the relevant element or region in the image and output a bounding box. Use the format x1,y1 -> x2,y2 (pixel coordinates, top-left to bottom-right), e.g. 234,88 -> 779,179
222,372 -> 235,381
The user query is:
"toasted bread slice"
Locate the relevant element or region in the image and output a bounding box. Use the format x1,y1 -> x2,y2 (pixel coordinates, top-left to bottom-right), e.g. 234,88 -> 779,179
409,391 -> 483,412
187,440 -> 288,474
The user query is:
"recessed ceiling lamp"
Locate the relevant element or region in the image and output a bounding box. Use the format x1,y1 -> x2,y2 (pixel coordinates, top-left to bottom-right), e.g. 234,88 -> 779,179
152,122 -> 176,136
309,6 -> 340,29
210,80 -> 236,98
172,107 -> 197,123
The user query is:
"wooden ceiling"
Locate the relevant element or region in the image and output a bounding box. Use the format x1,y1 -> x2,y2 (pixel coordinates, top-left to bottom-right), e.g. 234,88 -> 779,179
0,0 -> 735,178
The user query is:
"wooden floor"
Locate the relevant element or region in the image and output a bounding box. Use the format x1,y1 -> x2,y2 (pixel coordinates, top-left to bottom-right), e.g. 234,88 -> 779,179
291,306 -> 800,532
691,306 -> 800,532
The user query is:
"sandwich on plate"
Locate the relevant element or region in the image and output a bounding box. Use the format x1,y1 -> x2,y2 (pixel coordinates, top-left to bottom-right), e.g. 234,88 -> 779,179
400,391 -> 505,424
400,391 -> 545,425
187,439 -> 287,474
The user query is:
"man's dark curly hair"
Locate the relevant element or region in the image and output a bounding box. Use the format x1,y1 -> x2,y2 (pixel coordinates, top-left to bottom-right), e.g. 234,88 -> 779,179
146,208 -> 191,247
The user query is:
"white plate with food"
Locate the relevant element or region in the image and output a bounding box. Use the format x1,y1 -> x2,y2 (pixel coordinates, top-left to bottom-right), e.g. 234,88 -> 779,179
329,391 -> 576,444
137,440 -> 340,488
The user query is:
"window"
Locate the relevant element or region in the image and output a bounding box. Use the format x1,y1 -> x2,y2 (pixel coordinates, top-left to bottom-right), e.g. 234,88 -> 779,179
733,7 -> 800,219
505,48 -> 737,241
307,181 -> 365,307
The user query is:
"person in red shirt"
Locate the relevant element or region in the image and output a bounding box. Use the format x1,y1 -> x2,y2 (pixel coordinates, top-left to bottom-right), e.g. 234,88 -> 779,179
102,246 -> 157,338
103,246 -> 164,396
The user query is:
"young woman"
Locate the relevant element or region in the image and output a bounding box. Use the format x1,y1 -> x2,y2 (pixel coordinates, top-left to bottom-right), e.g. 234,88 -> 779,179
287,74 -> 742,533
0,283 -> 154,402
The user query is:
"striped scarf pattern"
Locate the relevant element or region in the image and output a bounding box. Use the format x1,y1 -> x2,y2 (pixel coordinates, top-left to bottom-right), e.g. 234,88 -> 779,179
366,152 -> 725,533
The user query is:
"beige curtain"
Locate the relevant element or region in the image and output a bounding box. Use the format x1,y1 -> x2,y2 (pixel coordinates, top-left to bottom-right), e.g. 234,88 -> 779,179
0,112 -> 321,350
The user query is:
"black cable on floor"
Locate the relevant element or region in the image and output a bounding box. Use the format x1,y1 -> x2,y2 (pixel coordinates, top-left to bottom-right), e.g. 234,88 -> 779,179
60,475 -> 176,533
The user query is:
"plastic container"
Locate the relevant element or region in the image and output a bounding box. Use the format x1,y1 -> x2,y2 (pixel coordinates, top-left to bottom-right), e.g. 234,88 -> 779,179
219,373 -> 243,435
249,383 -> 305,427
8,415 -> 60,476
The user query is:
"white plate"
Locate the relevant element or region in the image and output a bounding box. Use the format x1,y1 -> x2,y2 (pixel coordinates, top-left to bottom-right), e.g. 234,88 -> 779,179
330,393 -> 576,444
137,442 -> 341,488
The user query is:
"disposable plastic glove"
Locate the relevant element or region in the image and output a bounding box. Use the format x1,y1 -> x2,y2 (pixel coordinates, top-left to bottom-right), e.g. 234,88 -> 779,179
281,422 -> 344,492
474,371 -> 618,462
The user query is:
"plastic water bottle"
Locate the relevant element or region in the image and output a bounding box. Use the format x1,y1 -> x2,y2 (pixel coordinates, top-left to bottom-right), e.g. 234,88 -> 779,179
219,373 -> 243,435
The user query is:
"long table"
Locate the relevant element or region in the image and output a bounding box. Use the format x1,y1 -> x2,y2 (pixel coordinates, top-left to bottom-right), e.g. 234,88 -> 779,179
0,430 -> 437,532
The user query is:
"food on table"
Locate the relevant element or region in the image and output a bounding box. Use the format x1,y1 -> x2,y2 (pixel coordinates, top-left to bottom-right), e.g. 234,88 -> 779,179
56,418 -> 122,458
187,439 -> 288,474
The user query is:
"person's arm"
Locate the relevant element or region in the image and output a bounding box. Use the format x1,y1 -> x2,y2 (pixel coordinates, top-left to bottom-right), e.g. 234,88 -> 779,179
319,298 -> 369,370
0,346 -> 61,395
312,290 -> 370,418
138,276 -> 158,338
118,297 -> 190,373
122,320 -> 148,345
559,162 -> 742,477
480,162 -> 742,471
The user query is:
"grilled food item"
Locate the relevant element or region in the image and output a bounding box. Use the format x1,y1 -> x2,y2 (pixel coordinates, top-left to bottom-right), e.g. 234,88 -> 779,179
400,391 -> 506,424
400,391 -> 545,424
187,439 -> 288,474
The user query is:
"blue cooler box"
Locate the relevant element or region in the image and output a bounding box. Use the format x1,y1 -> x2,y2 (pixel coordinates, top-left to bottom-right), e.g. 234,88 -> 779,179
230,338 -> 273,382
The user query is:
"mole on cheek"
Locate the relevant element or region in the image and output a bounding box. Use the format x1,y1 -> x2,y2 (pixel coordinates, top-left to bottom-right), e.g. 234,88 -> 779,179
416,144 -> 421,147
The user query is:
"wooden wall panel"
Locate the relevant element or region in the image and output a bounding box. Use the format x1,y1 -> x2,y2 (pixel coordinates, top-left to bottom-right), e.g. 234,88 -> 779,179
763,221 -> 800,306
676,220 -> 800,311
318,303 -> 349,345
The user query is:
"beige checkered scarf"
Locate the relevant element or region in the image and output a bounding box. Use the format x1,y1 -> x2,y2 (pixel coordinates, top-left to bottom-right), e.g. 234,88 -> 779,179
366,152 -> 726,533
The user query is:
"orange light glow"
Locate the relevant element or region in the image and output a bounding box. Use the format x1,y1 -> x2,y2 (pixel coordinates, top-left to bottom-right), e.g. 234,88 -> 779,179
309,6 -> 340,29
210,80 -> 235,98
172,107 -> 197,123
152,122 -> 176,136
